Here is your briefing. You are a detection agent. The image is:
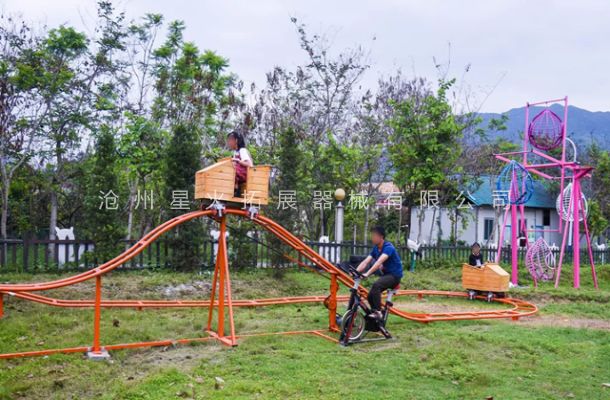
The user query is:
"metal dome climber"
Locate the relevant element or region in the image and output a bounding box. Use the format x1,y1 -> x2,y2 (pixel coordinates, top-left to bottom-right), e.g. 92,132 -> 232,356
496,160 -> 534,205
556,182 -> 588,222
525,238 -> 556,286
528,108 -> 564,151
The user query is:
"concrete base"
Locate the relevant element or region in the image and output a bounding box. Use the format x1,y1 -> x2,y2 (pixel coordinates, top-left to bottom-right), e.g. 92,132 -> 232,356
86,349 -> 111,361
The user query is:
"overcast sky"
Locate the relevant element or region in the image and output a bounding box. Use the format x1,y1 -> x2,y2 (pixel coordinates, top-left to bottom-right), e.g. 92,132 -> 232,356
3,0 -> 609,112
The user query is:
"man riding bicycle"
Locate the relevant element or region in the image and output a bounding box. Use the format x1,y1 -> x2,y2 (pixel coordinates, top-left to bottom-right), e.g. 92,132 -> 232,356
356,226 -> 404,320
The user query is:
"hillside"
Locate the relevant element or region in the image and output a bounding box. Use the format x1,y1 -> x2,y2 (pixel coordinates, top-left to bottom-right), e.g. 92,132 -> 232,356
478,104 -> 610,148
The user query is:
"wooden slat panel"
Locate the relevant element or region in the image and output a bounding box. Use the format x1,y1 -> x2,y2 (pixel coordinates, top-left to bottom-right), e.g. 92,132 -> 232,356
195,190 -> 235,199
461,263 -> 509,292
247,174 -> 269,185
200,170 -> 234,180
195,161 -> 270,205
244,188 -> 268,196
195,186 -> 234,195
243,188 -> 267,196
195,190 -> 234,200
249,165 -> 272,172
196,160 -> 235,188
198,159 -> 233,173
226,196 -> 269,206
244,192 -> 268,202
195,190 -> 235,200
195,178 -> 234,199
246,182 -> 268,193
195,177 -> 233,190
210,165 -> 236,175
197,177 -> 235,190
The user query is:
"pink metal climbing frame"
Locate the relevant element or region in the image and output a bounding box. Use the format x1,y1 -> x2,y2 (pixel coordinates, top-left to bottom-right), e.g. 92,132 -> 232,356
494,97 -> 598,289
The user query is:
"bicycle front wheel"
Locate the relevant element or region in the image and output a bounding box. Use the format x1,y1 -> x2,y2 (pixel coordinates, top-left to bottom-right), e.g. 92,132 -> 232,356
341,309 -> 366,342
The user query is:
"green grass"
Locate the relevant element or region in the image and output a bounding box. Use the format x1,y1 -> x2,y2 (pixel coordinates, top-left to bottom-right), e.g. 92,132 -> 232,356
0,266 -> 609,399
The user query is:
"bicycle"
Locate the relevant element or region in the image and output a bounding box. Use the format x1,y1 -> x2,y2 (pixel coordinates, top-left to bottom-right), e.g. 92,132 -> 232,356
338,265 -> 399,346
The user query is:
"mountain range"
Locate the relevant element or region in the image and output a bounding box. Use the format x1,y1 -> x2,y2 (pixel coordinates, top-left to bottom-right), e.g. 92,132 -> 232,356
478,104 -> 610,149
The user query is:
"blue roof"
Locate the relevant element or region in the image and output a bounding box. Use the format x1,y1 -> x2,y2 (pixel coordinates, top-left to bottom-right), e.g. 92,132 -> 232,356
466,176 -> 556,209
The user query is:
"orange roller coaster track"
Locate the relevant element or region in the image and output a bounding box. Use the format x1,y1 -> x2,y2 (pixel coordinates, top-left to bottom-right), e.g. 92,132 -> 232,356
0,208 -> 538,359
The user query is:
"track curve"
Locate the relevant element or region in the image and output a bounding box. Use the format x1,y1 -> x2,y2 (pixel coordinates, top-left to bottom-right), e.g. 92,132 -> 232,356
4,289 -> 538,322
0,208 -> 538,323
0,211 -> 213,292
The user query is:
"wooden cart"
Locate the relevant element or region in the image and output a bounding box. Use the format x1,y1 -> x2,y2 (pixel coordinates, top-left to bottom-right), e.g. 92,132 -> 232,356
195,158 -> 271,206
462,262 -> 510,301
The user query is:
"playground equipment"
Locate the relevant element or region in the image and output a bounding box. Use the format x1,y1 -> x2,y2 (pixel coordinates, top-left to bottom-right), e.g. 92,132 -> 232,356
339,265 -> 396,345
496,160 -> 535,206
556,183 -> 588,222
0,160 -> 538,360
0,207 -> 538,359
494,160 -> 534,285
462,263 -> 510,302
527,108 -> 564,151
525,238 -> 556,286
195,157 -> 271,205
494,97 -> 598,289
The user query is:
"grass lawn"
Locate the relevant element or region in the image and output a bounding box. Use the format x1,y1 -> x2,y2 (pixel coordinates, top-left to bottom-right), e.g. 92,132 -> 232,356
0,265 -> 609,399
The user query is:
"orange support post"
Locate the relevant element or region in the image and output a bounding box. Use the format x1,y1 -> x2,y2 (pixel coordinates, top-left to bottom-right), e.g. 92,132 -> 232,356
327,273 -> 339,332
222,231 -> 237,345
93,276 -> 102,352
206,251 -> 219,331
0,293 -> 4,319
217,241 -> 226,336
206,215 -> 237,347
87,275 -> 109,360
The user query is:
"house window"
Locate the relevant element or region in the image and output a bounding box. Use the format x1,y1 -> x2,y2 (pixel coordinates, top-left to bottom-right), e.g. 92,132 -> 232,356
543,209 -> 551,226
483,218 -> 494,241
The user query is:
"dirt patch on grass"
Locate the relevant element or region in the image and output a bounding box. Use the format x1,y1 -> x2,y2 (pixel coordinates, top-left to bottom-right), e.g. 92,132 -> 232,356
123,343 -> 220,369
157,281 -> 212,298
393,298 -> 504,314
110,341 -> 226,388
510,314 -> 610,331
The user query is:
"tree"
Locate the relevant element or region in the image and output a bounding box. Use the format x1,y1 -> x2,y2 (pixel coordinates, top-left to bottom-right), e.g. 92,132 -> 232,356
83,125 -> 123,261
1,3 -> 248,252
248,19 -> 370,240
0,16 -> 51,239
586,144 -> 610,243
126,13 -> 164,114
352,72 -> 431,243
114,13 -> 166,240
148,19 -> 239,269
117,113 -> 166,240
5,164 -> 47,237
388,79 -> 468,243
587,201 -> 608,244
151,20 -> 241,148
37,2 -> 128,247
268,127 -> 302,270
269,127 -> 302,234
163,123 -> 202,270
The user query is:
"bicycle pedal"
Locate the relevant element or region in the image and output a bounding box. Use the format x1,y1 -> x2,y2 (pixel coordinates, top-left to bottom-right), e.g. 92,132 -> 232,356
379,328 -> 392,338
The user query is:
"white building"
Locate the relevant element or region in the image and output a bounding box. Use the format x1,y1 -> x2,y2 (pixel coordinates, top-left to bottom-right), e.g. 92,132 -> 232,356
409,177 -> 562,247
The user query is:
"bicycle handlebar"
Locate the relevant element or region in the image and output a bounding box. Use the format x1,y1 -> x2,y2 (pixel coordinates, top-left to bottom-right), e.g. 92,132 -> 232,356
347,265 -> 366,279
